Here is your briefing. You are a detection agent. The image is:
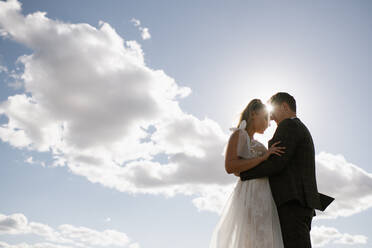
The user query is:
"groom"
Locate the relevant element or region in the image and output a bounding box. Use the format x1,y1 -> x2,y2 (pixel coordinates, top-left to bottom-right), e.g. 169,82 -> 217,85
239,92 -> 334,248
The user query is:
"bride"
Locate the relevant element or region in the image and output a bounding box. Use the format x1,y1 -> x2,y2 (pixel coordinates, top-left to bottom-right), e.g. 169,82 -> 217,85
209,99 -> 286,248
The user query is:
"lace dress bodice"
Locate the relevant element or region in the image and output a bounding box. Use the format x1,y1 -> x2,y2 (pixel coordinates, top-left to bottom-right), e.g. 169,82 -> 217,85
229,120 -> 268,160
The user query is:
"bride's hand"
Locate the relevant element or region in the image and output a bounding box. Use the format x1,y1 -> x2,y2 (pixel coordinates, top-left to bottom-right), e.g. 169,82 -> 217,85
263,141 -> 286,160
233,172 -> 240,176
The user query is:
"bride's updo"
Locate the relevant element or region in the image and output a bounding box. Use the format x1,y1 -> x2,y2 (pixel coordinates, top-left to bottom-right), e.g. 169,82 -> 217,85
237,99 -> 267,132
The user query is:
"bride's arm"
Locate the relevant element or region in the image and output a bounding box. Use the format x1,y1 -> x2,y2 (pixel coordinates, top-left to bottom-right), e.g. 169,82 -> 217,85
225,131 -> 284,175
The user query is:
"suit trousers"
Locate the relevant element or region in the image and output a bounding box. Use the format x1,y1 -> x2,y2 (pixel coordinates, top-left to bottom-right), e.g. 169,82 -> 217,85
277,199 -> 314,248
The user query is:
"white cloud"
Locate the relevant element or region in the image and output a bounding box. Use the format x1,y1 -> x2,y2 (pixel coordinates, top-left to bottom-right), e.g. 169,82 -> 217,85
0,241 -> 74,248
191,183 -> 236,213
0,213 -> 76,245
311,225 -> 368,247
6,66 -> 24,90
0,0 -> 371,222
315,152 -> 372,219
130,17 -> 151,40
0,0 -> 231,199
130,18 -> 140,27
0,212 -> 138,248
139,27 -> 151,40
128,243 -> 141,248
0,58 -> 24,89
24,156 -> 46,167
24,156 -> 34,164
58,224 -> 130,247
0,213 -> 29,235
0,64 -> 7,73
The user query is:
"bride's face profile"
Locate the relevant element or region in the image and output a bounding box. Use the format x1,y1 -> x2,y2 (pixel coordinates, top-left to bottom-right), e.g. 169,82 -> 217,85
252,108 -> 269,134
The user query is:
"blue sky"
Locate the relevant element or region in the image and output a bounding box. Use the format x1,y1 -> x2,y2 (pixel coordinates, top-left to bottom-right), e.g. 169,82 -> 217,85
0,0 -> 371,247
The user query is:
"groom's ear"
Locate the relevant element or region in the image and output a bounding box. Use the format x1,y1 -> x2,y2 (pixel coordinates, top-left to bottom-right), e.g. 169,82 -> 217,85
282,102 -> 290,111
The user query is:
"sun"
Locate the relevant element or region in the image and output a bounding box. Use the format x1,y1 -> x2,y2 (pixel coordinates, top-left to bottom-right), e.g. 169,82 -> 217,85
266,104 -> 273,113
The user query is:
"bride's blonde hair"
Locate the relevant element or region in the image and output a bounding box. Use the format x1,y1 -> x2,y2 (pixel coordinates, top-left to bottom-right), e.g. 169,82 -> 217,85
237,99 -> 267,132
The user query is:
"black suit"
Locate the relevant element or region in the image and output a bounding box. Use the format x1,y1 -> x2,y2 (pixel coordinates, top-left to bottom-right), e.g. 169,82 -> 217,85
239,117 -> 334,248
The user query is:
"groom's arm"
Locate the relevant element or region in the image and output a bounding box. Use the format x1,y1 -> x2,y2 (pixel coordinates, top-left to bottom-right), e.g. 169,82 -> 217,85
239,119 -> 298,180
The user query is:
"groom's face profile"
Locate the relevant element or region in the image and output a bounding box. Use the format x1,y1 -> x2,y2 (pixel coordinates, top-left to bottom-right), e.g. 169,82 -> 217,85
269,102 -> 294,124
269,103 -> 283,125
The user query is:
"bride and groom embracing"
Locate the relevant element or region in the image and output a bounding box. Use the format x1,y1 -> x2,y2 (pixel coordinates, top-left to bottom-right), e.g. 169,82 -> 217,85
209,92 -> 334,248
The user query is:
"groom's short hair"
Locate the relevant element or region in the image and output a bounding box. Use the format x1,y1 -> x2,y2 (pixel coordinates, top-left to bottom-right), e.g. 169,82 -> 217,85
269,92 -> 296,112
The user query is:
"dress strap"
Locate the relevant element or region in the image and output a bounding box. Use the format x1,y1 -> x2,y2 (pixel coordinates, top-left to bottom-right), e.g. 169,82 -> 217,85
229,120 -> 251,151
229,119 -> 247,132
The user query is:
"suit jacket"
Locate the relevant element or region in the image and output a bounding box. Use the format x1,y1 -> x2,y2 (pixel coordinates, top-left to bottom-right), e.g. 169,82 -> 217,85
239,117 -> 334,213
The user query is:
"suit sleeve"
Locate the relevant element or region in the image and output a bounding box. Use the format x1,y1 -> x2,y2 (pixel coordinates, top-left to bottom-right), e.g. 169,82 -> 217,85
239,120 -> 298,180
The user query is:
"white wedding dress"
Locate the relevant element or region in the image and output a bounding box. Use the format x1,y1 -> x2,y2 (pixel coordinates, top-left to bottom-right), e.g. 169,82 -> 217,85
209,120 -> 284,248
